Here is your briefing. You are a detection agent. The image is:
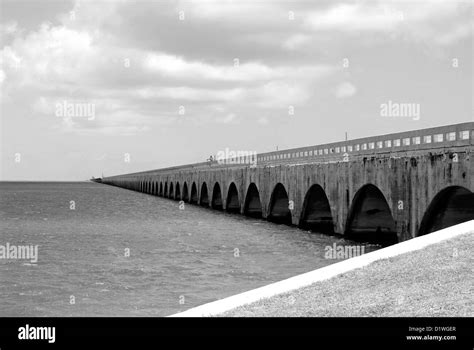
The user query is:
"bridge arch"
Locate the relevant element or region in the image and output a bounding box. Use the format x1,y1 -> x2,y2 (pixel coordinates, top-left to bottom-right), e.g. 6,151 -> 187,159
345,184 -> 397,245
190,182 -> 198,204
200,182 -> 209,207
226,182 -> 240,213
169,182 -> 174,199
268,183 -> 292,225
418,186 -> 474,236
244,183 -> 262,218
182,182 -> 189,202
175,182 -> 181,200
164,182 -> 168,197
299,184 -> 334,234
159,182 -> 163,196
211,182 -> 223,210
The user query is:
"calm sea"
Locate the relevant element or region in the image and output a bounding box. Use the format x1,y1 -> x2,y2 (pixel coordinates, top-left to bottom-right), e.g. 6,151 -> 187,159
0,182 -> 379,316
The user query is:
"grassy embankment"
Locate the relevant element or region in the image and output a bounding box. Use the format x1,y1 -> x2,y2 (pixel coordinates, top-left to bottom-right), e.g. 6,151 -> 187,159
221,232 -> 473,317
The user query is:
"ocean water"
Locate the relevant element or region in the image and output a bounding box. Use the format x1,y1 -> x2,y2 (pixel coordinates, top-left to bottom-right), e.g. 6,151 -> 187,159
0,182 -> 379,316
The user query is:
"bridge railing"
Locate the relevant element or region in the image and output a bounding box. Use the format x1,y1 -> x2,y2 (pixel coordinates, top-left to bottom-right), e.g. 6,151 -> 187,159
258,122 -> 473,166
104,122 -> 473,180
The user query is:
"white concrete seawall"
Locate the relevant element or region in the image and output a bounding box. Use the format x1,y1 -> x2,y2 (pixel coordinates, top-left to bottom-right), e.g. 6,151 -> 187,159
169,220 -> 474,317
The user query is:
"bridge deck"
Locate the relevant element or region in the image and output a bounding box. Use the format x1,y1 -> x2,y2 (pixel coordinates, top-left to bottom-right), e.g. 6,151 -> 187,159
106,122 -> 473,178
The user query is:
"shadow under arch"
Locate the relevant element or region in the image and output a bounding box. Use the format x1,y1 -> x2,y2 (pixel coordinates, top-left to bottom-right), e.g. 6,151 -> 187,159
164,182 -> 168,197
175,182 -> 181,200
418,186 -> 474,236
244,183 -> 262,218
226,182 -> 240,213
182,182 -> 189,202
169,182 -> 174,199
190,182 -> 198,204
267,183 -> 292,225
211,182 -> 223,210
299,184 -> 334,234
159,182 -> 163,196
345,184 -> 397,246
200,182 -> 209,207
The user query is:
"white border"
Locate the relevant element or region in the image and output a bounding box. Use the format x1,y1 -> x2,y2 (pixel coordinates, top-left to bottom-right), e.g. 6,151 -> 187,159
169,220 -> 473,317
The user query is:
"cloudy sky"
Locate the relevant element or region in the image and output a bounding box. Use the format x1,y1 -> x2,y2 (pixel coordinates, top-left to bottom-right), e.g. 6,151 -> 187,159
0,0 -> 472,180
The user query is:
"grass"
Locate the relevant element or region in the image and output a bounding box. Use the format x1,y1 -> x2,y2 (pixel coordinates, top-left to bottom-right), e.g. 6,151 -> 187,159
220,232 -> 473,317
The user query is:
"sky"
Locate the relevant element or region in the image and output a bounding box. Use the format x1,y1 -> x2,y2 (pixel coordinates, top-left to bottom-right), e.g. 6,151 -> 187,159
0,0 -> 472,180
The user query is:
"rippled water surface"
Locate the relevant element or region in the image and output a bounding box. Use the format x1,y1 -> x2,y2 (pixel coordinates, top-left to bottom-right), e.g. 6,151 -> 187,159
0,182 -> 379,316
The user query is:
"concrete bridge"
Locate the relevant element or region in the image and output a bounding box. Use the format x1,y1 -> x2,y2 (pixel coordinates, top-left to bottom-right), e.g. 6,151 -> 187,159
101,122 -> 474,245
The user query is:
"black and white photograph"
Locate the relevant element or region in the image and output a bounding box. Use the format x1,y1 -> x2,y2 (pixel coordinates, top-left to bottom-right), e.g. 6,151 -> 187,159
0,0 -> 473,346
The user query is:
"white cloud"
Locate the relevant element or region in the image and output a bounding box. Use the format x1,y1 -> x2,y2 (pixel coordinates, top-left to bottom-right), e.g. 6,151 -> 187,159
306,4 -> 404,32
1,23 -> 94,88
434,22 -> 471,45
215,113 -> 237,124
334,82 -> 356,98
144,53 -> 333,83
1,21 -> 19,35
180,0 -> 283,22
255,81 -> 311,108
282,34 -> 312,51
135,86 -> 243,102
145,53 -> 274,82
304,1 -> 467,45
